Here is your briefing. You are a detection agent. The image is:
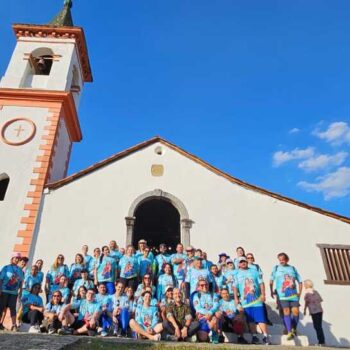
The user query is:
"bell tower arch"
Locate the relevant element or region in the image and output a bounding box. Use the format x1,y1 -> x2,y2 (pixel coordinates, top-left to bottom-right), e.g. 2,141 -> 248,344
0,0 -> 92,263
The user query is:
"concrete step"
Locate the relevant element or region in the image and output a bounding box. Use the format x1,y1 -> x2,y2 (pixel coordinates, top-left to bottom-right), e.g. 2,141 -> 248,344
223,332 -> 309,346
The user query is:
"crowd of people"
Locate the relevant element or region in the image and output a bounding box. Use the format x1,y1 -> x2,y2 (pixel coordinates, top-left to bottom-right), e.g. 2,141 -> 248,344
0,240 -> 325,345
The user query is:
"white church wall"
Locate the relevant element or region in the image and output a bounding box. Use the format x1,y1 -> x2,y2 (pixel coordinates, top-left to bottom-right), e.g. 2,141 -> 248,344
33,141 -> 350,346
0,106 -> 49,265
47,118 -> 71,183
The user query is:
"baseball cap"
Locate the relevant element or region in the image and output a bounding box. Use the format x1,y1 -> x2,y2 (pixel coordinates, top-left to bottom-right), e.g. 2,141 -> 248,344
138,239 -> 147,244
238,256 -> 248,263
12,252 -> 21,258
226,259 -> 234,264
186,245 -> 194,251
165,286 -> 174,293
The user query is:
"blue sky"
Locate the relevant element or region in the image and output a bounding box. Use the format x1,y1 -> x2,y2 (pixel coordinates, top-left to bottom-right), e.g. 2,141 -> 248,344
1,0 -> 350,216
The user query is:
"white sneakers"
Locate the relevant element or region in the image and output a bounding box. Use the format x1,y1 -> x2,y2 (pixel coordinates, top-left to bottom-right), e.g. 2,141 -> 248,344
28,325 -> 40,333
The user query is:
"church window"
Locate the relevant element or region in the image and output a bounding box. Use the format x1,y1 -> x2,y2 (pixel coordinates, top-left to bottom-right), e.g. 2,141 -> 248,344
155,146 -> 164,155
0,173 -> 10,201
29,48 -> 54,76
317,244 -> 350,285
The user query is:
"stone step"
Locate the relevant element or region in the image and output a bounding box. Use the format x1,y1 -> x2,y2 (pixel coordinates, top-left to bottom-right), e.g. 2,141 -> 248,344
222,332 -> 309,346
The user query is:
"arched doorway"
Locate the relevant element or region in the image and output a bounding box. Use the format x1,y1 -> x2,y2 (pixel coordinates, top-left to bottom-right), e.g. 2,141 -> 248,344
132,198 -> 180,252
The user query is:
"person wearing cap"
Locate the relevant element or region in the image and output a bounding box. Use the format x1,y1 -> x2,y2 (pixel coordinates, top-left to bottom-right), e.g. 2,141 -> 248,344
129,290 -> 163,341
72,269 -> 94,296
164,287 -> 200,341
270,252 -> 302,341
155,243 -> 170,276
233,256 -> 270,345
0,253 -> 25,331
170,243 -> 187,289
223,259 -> 237,297
185,256 -> 212,299
157,263 -> 176,301
135,239 -> 154,262
193,278 -> 220,343
69,253 -> 85,287
119,245 -> 139,291
218,253 -> 229,273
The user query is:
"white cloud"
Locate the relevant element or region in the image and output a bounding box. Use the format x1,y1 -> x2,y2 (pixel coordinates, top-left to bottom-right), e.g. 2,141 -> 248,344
298,151 -> 348,172
273,147 -> 314,167
313,121 -> 350,145
298,167 -> 350,200
289,128 -> 300,134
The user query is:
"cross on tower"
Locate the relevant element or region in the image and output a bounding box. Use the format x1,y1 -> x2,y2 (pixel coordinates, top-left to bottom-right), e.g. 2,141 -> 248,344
14,125 -> 25,137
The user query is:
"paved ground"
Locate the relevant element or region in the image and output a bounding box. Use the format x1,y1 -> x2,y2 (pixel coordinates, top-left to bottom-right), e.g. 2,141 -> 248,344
0,333 -> 339,350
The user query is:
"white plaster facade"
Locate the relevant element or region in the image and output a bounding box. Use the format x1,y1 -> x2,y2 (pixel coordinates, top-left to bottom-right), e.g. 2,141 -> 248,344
27,140 -> 350,347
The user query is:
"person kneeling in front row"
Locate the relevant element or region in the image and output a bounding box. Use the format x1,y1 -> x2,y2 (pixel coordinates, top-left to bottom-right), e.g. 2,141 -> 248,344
163,287 -> 199,341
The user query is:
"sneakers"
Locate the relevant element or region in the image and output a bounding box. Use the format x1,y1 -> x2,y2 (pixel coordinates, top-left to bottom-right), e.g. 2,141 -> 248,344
58,327 -> 73,335
0,324 -> 5,331
211,331 -> 219,344
165,334 -> 178,341
28,325 -> 40,334
287,331 -> 294,340
251,335 -> 260,344
237,335 -> 249,344
262,335 -> 271,345
100,330 -> 108,337
48,327 -> 56,335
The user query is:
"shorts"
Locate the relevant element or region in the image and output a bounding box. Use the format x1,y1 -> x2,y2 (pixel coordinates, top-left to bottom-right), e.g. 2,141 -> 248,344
280,300 -> 300,309
198,318 -> 211,333
244,305 -> 267,324
0,292 -> 18,317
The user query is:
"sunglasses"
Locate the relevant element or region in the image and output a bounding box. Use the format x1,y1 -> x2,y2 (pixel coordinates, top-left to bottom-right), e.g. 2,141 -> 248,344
53,295 -> 61,297
247,257 -> 254,260
199,284 -> 208,287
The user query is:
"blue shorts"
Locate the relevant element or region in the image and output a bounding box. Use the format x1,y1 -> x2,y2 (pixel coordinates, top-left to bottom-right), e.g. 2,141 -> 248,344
244,305 -> 267,324
198,318 -> 211,333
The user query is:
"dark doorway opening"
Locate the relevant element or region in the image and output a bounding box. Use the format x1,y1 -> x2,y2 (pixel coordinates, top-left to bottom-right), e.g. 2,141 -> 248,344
133,198 -> 180,253
0,174 -> 10,201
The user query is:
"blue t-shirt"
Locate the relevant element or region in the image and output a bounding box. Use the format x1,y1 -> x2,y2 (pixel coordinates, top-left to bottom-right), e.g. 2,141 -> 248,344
135,304 -> 159,329
270,264 -> 302,301
171,253 -> 187,282
72,299 -> 101,321
119,256 -> 138,279
218,298 -> 238,319
45,301 -> 64,315
212,274 -> 226,294
83,254 -> 93,268
96,256 -> 117,283
109,250 -> 123,264
185,267 -> 212,294
72,278 -> 94,296
120,295 -> 136,313
46,265 -> 69,287
193,292 -> 219,316
0,264 -> 24,295
135,284 -> 156,299
202,260 -> 214,271
234,268 -> 263,308
96,293 -> 113,312
89,258 -> 99,279
157,274 -> 175,301
155,254 -> 170,275
223,268 -> 237,295
21,293 -> 43,314
69,263 -> 84,283
24,273 -> 42,292
50,285 -> 70,303
138,256 -> 153,278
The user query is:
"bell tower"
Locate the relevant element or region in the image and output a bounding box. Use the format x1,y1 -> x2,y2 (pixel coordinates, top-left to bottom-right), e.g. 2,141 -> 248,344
0,0 -> 92,262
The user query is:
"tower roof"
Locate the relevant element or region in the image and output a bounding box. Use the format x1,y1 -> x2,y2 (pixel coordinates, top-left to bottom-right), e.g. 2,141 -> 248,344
49,0 -> 74,27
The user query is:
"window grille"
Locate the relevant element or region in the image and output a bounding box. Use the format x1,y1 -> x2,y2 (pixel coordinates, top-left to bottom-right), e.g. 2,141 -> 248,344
317,244 -> 350,285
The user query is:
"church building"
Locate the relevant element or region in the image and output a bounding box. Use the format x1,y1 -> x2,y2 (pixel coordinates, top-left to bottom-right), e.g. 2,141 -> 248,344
0,2 -> 349,346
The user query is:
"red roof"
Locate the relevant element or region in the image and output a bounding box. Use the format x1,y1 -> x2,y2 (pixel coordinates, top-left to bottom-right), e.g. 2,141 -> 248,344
46,136 -> 350,225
